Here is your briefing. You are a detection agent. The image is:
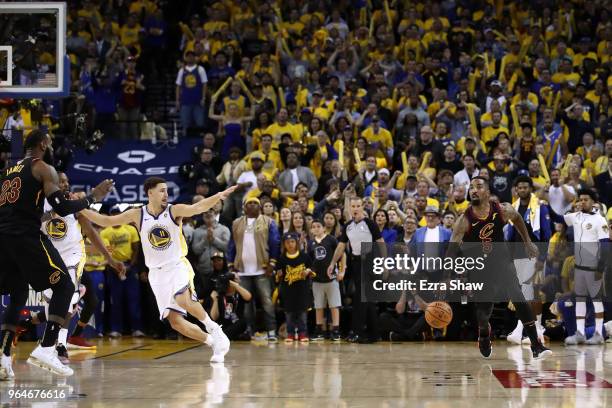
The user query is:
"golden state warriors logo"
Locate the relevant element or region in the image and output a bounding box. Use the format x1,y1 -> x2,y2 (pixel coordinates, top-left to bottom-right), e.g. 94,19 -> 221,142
184,73 -> 197,88
148,225 -> 172,250
46,219 -> 68,241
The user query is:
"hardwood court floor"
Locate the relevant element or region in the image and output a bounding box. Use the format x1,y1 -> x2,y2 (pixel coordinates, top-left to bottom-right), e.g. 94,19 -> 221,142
1,339 -> 612,407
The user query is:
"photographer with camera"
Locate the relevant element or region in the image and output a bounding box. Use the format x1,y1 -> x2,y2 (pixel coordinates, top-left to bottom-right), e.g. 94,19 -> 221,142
209,252 -> 252,340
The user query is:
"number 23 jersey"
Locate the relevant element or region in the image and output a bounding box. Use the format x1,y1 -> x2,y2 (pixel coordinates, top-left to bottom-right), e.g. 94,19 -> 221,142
0,157 -> 45,235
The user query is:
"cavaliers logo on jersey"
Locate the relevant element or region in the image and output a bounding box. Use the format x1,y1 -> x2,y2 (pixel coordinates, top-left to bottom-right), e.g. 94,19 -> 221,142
46,218 -> 68,240
479,223 -> 495,254
148,225 -> 172,250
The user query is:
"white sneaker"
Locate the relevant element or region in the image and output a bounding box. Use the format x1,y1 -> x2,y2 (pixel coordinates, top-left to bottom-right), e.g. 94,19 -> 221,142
585,332 -> 605,345
604,321 -> 612,342
564,331 -> 586,346
209,326 -> 230,363
27,344 -> 74,376
506,329 -> 523,345
0,354 -> 14,380
211,326 -> 230,353
521,336 -> 531,345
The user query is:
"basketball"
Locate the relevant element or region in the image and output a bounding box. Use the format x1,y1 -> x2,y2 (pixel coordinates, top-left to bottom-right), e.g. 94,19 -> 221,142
425,301 -> 453,329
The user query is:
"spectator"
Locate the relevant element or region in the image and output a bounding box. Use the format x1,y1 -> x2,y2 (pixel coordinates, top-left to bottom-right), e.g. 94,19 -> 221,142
192,209 -> 231,280
276,232 -> 315,342
228,197 -> 280,342
209,253 -> 252,340
278,152 -> 318,199
117,56 -> 145,139
175,51 -> 208,136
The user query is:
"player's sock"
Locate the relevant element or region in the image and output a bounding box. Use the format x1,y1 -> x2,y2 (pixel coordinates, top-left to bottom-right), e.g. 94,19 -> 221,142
524,322 -> 539,345
594,301 -> 604,335
576,302 -> 586,334
595,318 -> 604,335
201,315 -> 219,333
41,321 -> 61,347
58,328 -> 68,346
536,314 -> 542,326
1,329 -> 15,356
204,334 -> 214,347
512,319 -> 523,334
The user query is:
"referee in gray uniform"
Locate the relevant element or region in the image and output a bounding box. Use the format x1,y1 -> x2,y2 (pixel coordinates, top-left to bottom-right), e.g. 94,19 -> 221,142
328,196 -> 385,343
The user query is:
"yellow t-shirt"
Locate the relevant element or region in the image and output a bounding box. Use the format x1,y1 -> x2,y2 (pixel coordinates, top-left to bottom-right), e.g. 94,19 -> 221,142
120,24 -> 142,47
84,237 -> 110,272
264,122 -> 300,147
101,225 -> 140,263
362,127 -> 393,149
560,256 -> 575,291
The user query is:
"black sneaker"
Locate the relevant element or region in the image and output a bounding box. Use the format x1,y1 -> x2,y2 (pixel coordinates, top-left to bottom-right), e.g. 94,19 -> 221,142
331,330 -> 341,341
356,335 -> 375,344
56,344 -> 70,364
389,331 -> 403,342
531,342 -> 553,360
478,324 -> 492,359
310,332 -> 325,341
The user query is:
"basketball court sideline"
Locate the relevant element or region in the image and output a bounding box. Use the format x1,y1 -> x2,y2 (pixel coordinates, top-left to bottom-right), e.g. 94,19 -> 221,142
1,339 -> 611,407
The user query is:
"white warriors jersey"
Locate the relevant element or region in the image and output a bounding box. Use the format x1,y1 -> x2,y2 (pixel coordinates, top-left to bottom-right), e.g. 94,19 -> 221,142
140,204 -> 188,269
41,199 -> 85,264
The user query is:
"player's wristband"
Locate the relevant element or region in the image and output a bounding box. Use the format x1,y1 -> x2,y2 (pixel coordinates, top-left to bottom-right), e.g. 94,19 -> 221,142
86,194 -> 97,206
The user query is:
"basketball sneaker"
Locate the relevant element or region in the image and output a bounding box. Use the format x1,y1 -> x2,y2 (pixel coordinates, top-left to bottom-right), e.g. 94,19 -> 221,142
0,354 -> 14,381
506,328 -> 523,345
211,326 -> 230,353
310,330 -> 325,341
67,336 -> 96,350
108,331 -> 122,339
267,331 -> 278,343
298,333 -> 309,343
564,331 -> 586,345
56,344 -> 70,364
331,330 -> 341,342
531,342 -> 553,360
585,332 -> 604,345
27,344 -> 73,376
478,324 -> 492,359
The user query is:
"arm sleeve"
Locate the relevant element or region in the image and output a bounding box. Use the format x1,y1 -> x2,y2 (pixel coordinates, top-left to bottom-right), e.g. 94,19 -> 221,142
46,190 -> 93,217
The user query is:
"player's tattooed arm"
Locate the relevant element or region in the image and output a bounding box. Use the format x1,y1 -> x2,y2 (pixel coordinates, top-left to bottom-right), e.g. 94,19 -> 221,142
500,202 -> 539,259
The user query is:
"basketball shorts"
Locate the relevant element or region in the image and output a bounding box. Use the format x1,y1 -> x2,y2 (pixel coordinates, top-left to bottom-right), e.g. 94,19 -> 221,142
0,233 -> 69,293
513,258 -> 538,301
148,257 -> 197,319
313,281 -> 341,309
574,266 -> 602,298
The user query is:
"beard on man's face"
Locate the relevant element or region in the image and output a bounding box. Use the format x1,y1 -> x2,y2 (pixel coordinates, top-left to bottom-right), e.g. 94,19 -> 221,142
43,148 -> 54,165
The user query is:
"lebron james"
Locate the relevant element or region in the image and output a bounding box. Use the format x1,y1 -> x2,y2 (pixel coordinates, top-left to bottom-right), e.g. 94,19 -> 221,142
449,177 -> 552,360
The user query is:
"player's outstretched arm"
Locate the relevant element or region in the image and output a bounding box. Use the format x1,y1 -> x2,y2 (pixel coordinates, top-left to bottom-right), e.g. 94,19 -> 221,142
171,185 -> 238,219
77,213 -> 126,275
33,160 -> 114,216
501,202 -> 538,258
80,208 -> 140,229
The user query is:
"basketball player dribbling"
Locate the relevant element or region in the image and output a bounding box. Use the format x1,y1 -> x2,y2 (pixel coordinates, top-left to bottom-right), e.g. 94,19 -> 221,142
449,177 -> 552,360
81,177 -> 237,363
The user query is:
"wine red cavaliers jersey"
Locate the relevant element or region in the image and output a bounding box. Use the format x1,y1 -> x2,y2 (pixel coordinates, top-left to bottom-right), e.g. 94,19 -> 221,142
0,157 -> 45,235
463,201 -> 506,254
